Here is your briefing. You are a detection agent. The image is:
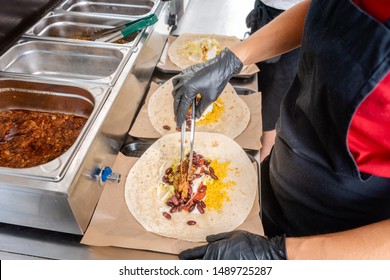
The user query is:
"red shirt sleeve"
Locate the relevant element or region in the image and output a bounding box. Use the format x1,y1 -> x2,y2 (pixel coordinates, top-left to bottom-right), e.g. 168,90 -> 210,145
353,0 -> 390,23
348,73 -> 390,178
347,0 -> 390,178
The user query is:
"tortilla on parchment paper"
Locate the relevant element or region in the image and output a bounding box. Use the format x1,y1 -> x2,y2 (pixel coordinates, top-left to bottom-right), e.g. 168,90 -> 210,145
168,33 -> 241,69
147,78 -> 250,139
124,132 -> 257,242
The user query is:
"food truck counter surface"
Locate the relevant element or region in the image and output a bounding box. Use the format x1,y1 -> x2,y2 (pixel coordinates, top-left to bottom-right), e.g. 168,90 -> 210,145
0,0 -> 255,260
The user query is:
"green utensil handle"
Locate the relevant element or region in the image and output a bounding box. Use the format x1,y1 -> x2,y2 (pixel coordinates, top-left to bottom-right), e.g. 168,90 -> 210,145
123,13 -> 157,27
121,14 -> 158,37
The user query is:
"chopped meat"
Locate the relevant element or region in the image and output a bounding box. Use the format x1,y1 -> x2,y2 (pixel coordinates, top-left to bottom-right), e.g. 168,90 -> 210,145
0,110 -> 87,168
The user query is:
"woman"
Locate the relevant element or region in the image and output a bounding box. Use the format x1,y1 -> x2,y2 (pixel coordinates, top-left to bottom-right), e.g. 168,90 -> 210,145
246,0 -> 303,162
173,0 -> 390,259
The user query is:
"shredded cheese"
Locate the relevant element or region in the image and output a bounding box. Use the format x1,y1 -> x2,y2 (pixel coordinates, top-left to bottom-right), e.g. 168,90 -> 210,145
196,97 -> 224,125
204,159 -> 235,213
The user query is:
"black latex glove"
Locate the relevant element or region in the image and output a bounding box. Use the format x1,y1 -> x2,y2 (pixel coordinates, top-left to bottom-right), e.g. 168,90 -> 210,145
179,230 -> 287,260
172,48 -> 243,127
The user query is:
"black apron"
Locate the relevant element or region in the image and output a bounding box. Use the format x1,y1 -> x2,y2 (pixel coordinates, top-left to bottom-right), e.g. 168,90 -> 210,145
261,0 -> 390,237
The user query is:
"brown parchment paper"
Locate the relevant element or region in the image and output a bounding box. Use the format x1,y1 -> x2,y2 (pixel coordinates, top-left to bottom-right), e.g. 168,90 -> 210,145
157,35 -> 259,78
81,153 -> 264,256
129,82 -> 262,150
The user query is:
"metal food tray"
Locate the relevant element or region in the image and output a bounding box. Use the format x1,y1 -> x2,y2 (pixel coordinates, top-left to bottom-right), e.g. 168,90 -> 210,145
0,0 -> 171,235
55,0 -> 158,18
121,139 -> 154,157
24,13 -> 143,47
0,77 -> 109,182
0,40 -> 131,85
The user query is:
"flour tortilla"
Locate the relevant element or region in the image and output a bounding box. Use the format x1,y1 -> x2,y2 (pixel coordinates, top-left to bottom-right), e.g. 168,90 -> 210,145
148,77 -> 250,139
168,33 -> 241,69
124,132 -> 257,242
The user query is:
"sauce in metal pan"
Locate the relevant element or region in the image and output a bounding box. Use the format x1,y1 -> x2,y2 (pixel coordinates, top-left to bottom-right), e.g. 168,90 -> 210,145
0,110 -> 87,168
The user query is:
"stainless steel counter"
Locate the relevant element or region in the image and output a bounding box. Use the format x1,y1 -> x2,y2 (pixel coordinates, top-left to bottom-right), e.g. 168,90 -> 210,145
0,223 -> 176,260
0,0 -> 175,260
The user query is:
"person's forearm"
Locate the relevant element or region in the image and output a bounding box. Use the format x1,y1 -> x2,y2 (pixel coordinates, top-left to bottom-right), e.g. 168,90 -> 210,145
286,219 -> 390,259
231,0 -> 310,65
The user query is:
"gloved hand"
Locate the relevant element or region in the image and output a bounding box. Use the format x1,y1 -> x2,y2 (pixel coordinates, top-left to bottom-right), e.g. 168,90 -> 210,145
172,48 -> 243,127
179,230 -> 287,260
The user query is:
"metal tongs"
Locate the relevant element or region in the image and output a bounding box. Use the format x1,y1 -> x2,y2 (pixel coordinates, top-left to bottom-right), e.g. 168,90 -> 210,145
92,14 -> 158,43
180,99 -> 196,179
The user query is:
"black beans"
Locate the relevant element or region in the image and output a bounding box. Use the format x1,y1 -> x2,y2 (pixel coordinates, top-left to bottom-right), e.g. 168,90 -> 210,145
209,166 -> 218,180
166,201 -> 174,207
162,175 -> 170,183
169,206 -> 178,213
187,220 -> 196,225
175,190 -> 180,199
171,195 -> 179,206
188,203 -> 196,212
196,204 -> 205,214
163,212 -> 171,220
165,167 -> 173,175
